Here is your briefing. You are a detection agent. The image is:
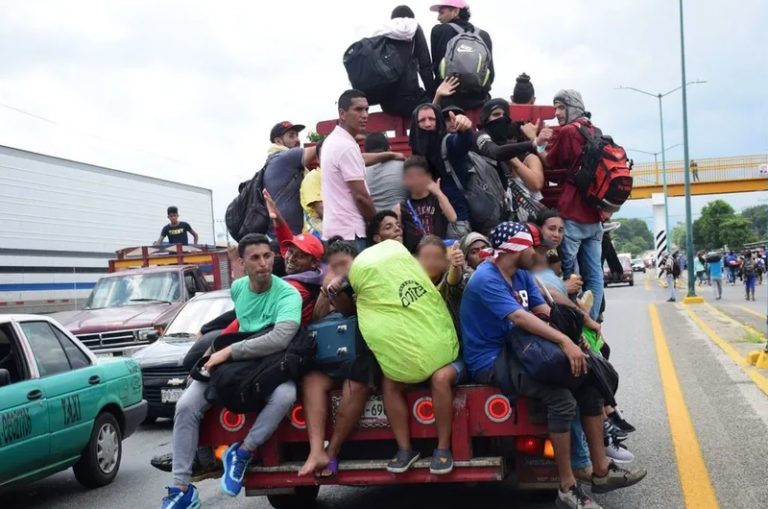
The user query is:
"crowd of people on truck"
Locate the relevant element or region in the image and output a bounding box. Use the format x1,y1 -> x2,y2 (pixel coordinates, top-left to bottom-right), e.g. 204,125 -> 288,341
160,3 -> 646,509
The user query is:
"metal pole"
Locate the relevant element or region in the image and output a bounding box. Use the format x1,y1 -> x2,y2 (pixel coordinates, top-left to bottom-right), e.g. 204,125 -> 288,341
679,0 -> 696,298
658,96 -> 671,254
654,153 -> 659,185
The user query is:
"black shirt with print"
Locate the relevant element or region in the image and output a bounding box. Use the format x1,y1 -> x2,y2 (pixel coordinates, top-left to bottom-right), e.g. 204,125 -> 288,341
401,194 -> 448,252
161,222 -> 193,245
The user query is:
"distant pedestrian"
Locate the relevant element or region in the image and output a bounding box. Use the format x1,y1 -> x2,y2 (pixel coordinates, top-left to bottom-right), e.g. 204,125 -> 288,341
690,160 -> 699,182
708,254 -> 723,300
743,251 -> 757,301
693,252 -> 705,286
756,255 -> 765,285
660,253 -> 678,302
725,251 -> 739,285
156,206 -> 199,246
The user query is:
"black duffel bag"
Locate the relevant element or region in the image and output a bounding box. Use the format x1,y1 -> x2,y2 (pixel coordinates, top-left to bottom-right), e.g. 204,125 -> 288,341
197,327 -> 315,413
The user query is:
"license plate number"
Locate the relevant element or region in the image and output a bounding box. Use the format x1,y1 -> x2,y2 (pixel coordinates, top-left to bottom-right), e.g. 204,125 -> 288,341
95,352 -> 113,359
161,388 -> 184,403
332,395 -> 388,428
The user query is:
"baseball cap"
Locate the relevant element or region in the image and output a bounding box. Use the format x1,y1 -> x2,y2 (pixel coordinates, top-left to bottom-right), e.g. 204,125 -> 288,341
270,121 -> 305,142
281,233 -> 324,260
441,105 -> 466,117
430,0 -> 468,12
486,222 -> 553,256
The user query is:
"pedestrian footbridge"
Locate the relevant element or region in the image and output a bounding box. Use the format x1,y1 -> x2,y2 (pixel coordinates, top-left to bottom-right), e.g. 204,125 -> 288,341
629,154 -> 768,199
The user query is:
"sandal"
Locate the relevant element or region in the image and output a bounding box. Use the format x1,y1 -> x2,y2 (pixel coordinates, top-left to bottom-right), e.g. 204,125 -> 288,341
315,457 -> 338,479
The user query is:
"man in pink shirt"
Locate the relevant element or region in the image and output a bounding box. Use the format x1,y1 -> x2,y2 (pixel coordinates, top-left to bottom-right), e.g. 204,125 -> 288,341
321,89 -> 376,252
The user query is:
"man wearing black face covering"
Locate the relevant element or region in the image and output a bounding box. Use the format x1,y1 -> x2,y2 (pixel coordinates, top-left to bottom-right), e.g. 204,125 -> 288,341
475,98 -> 551,189
409,102 -> 474,238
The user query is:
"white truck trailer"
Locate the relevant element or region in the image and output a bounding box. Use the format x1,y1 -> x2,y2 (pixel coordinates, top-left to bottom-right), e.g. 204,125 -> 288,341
0,145 -> 215,313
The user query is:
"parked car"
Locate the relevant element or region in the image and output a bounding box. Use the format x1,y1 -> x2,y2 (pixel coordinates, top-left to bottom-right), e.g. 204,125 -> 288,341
131,290 -> 233,422
0,314 -> 146,493
604,255 -> 634,287
631,258 -> 647,273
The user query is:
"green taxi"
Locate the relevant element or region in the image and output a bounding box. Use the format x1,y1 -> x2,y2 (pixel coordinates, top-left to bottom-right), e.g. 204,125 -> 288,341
0,314 -> 147,492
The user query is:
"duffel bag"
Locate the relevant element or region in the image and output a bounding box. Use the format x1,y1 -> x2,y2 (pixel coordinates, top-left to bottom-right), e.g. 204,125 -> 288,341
308,313 -> 357,377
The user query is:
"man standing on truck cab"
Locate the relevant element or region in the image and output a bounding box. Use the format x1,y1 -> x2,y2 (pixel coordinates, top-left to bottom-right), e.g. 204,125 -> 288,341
160,233 -> 301,509
321,89 -> 376,252
156,206 -> 199,245
262,121 -> 320,235
461,222 -> 646,509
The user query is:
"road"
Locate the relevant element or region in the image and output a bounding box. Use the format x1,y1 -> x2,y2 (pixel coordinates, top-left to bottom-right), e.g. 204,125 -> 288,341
3,273 -> 768,509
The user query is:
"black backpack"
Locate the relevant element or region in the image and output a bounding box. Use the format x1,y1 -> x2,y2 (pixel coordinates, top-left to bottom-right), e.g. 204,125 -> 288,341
343,36 -> 410,105
441,136 -> 508,235
225,155 -> 300,242
203,328 -> 316,413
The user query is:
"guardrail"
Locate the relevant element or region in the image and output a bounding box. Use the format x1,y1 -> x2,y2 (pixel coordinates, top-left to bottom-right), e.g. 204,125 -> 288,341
631,154 -> 768,187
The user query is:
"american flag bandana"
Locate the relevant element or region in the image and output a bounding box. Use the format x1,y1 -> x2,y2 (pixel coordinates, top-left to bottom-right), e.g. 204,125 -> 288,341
479,221 -> 542,259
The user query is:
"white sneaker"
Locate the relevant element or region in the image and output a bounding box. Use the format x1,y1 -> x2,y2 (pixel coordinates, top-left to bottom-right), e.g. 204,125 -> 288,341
605,437 -> 635,464
556,485 -> 603,509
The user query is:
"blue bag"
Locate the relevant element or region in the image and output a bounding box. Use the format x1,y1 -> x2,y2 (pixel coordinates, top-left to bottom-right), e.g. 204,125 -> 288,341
308,313 -> 357,377
505,328 -> 585,391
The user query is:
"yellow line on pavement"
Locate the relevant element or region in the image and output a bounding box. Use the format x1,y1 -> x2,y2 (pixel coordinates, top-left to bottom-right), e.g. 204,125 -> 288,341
644,272 -> 650,291
648,304 -> 720,509
701,302 -> 765,341
680,304 -> 747,366
736,305 -> 767,320
746,370 -> 768,396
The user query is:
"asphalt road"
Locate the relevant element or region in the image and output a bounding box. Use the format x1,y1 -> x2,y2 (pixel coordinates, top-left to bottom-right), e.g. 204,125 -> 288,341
3,273 -> 768,509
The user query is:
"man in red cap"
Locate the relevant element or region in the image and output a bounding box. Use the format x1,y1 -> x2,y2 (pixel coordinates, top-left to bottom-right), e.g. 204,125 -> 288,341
264,189 -> 326,326
263,121 -> 320,235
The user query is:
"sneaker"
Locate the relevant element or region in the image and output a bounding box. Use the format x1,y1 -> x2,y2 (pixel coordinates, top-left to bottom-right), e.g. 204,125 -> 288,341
221,442 -> 252,497
666,297 -> 676,302
160,485 -> 201,509
591,461 -> 647,494
556,484 -> 602,509
386,449 -> 421,474
429,449 -> 453,475
608,410 -> 636,433
605,436 -> 635,464
603,419 -> 628,440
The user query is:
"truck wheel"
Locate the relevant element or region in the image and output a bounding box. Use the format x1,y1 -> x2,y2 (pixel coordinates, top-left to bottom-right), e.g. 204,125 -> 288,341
73,412 -> 123,488
629,280 -> 634,286
267,486 -> 320,509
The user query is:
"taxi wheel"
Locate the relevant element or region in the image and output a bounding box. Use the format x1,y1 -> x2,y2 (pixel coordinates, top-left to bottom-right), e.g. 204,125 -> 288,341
73,412 -> 123,488
267,485 -> 320,508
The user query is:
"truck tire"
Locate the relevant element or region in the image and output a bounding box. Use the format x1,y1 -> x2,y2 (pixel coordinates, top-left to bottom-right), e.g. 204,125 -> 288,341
73,412 -> 123,488
267,486 -> 320,509
629,280 -> 634,286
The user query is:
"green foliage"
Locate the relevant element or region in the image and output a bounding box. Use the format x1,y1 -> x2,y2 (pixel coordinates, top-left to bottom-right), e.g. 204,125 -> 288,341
740,204 -> 768,238
719,216 -> 757,248
690,199 -> 760,250
670,222 -> 687,250
306,131 -> 325,143
613,218 -> 654,256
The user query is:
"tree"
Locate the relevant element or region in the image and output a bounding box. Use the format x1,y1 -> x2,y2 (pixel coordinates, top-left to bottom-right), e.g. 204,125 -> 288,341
719,216 -> 757,248
692,200 -> 735,250
613,218 -> 653,255
741,205 -> 768,238
670,222 -> 686,250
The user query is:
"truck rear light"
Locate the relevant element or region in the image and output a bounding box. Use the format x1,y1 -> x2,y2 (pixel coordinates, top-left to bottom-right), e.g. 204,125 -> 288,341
219,409 -> 245,432
412,397 -> 435,425
214,444 -> 228,461
484,395 -> 512,423
516,436 -> 543,456
290,404 -> 306,429
543,439 -> 555,459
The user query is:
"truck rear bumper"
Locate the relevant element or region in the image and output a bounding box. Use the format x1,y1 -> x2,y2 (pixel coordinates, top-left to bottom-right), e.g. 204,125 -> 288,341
123,399 -> 148,438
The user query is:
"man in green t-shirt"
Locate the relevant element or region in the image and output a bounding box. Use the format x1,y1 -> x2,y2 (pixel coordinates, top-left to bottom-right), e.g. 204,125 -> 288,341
160,234 -> 302,507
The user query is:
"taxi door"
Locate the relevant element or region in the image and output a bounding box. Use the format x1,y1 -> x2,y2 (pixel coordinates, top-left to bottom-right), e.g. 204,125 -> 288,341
0,322 -> 49,487
17,320 -> 104,466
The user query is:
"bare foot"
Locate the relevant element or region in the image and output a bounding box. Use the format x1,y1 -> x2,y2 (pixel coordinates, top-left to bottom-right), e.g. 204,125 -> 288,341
298,451 -> 330,477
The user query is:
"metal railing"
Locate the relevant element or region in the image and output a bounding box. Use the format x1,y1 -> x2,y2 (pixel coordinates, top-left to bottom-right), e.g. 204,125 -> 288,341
631,154 -> 768,187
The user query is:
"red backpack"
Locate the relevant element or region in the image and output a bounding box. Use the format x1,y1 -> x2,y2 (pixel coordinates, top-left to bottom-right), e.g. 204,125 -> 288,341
574,124 -> 633,213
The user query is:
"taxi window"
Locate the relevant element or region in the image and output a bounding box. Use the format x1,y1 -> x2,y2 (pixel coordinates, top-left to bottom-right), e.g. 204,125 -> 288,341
20,322 -> 72,377
51,326 -> 91,370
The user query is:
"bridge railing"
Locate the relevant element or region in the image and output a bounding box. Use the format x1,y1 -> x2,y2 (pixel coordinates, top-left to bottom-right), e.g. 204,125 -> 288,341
631,154 -> 768,187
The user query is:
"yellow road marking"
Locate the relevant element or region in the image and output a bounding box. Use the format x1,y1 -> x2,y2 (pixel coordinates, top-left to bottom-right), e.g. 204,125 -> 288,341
682,303 -> 768,398
701,302 -> 765,341
644,272 -> 650,291
680,304 -> 747,366
736,305 -> 767,320
648,304 -> 720,509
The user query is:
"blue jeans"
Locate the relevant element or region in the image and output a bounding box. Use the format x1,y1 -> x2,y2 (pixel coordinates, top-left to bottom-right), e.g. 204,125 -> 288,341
561,220 -> 604,320
570,412 -> 591,470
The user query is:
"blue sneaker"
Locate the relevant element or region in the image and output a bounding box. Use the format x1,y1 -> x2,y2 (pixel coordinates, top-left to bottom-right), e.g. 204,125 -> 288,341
160,484 -> 201,509
221,442 -> 252,497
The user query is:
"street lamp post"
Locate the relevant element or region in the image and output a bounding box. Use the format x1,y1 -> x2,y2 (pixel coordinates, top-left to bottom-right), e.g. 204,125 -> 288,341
616,84 -> 705,258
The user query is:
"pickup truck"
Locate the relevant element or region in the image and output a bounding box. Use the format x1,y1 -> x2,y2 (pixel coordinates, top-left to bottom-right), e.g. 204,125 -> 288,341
0,314 -> 147,493
51,245 -> 232,357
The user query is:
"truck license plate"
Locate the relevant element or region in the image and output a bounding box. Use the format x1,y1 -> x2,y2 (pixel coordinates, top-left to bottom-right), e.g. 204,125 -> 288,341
360,396 -> 387,427
161,388 -> 184,403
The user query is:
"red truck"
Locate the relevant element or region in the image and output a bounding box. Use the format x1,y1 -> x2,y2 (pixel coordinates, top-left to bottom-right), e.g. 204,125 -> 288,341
198,106 -> 564,508
52,244 -> 232,357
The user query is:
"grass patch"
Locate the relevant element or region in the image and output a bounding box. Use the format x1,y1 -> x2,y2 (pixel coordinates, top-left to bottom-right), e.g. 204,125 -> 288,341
743,328 -> 767,344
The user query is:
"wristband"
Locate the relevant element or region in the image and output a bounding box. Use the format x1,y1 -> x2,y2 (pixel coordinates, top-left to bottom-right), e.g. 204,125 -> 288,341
536,142 -> 547,154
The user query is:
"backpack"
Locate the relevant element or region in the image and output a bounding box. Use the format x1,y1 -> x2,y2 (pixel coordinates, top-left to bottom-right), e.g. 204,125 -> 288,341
744,258 -> 755,275
343,36 -> 410,105
203,328 -> 315,413
441,136 -> 508,235
225,155 -> 300,242
439,23 -> 492,93
574,124 -> 633,213
672,259 -> 681,278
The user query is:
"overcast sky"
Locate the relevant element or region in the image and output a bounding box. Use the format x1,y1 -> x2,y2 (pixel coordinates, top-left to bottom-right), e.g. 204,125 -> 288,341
1,0 -> 766,240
